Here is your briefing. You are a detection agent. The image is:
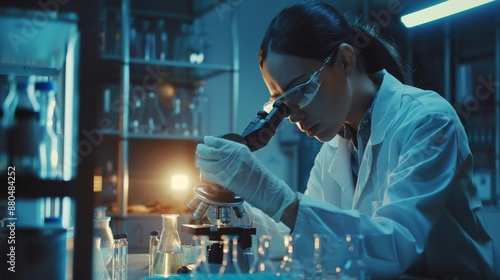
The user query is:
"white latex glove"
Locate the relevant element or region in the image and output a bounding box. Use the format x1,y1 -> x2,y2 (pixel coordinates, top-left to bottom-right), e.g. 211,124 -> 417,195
195,136 -> 295,222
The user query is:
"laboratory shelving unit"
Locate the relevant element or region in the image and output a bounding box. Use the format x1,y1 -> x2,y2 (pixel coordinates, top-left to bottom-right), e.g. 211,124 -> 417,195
95,0 -> 239,251
0,1 -> 100,279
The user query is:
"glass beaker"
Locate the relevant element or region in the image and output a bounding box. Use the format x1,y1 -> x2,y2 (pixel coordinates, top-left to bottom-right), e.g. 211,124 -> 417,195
249,235 -> 277,275
93,217 -> 114,267
278,234 -> 305,279
152,214 -> 186,277
219,235 -> 243,278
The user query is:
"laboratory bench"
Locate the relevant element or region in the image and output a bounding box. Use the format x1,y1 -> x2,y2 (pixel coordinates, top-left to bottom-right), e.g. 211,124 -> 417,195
114,254 -> 439,280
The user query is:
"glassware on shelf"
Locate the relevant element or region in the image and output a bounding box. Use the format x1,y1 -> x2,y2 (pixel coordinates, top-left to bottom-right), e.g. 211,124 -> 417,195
249,235 -> 277,275
190,81 -> 209,137
0,75 -> 12,171
106,11 -> 122,56
277,234 -> 305,279
129,16 -> 142,58
138,91 -> 168,134
168,88 -> 191,136
98,8 -> 106,53
340,234 -> 368,280
218,235 -> 243,278
173,24 -> 189,62
101,160 -> 117,205
129,91 -> 142,133
156,19 -> 168,61
191,235 -> 213,278
36,81 -> 62,179
8,80 -> 42,176
142,20 -> 154,61
93,217 -> 114,267
152,214 -> 187,277
0,108 -> 6,171
101,86 -> 119,131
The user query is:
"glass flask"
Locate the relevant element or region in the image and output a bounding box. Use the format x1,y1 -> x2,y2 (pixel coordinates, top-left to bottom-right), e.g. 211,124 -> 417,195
218,235 -> 243,278
93,237 -> 110,280
129,91 -> 142,133
340,234 -> 368,280
278,234 -> 305,279
93,217 -> 114,267
249,235 -> 277,275
152,214 -> 186,277
155,19 -> 168,60
191,235 -> 213,278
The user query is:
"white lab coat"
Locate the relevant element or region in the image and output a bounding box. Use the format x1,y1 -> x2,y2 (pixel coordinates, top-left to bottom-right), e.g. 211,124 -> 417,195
243,70 -> 496,279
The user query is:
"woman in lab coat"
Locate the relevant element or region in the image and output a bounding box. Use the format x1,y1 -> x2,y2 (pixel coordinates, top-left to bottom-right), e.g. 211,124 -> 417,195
196,2 -> 496,279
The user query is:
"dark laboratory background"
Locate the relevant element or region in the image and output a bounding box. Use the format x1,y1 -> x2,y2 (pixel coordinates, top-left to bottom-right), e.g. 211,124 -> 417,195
0,0 -> 499,279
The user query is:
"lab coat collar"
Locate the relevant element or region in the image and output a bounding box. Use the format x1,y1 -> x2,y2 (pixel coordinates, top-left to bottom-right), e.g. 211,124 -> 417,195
370,70 -> 404,145
328,136 -> 355,203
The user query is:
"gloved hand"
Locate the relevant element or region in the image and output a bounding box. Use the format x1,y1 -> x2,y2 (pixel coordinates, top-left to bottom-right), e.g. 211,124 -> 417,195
195,136 -> 295,222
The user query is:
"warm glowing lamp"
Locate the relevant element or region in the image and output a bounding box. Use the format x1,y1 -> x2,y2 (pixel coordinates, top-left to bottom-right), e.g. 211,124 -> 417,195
171,174 -> 188,190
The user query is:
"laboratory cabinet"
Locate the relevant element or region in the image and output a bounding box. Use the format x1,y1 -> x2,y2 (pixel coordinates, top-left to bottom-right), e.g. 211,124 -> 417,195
0,1 -> 100,279
94,0 -> 239,252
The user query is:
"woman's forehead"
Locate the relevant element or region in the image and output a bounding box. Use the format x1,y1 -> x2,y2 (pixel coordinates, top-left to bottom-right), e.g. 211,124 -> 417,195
261,52 -> 318,95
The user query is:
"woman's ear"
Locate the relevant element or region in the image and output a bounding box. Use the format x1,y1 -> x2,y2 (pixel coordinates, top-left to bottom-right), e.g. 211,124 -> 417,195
338,43 -> 356,76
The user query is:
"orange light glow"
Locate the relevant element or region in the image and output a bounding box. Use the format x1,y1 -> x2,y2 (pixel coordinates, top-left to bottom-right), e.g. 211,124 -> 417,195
171,175 -> 188,190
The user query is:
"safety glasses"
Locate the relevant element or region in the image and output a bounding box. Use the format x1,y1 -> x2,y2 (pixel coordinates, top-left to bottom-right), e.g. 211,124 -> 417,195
263,50 -> 335,115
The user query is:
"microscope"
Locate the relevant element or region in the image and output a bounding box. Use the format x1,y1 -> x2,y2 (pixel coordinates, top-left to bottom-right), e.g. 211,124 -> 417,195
181,101 -> 290,271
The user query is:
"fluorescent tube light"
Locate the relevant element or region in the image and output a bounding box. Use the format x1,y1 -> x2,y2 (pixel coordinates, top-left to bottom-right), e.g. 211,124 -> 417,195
401,0 -> 495,28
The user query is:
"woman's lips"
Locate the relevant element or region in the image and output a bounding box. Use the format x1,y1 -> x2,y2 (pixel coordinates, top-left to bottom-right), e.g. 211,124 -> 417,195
306,124 -> 318,137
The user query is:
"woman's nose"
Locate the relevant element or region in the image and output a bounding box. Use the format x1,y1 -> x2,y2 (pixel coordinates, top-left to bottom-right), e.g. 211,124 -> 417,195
288,111 -> 303,124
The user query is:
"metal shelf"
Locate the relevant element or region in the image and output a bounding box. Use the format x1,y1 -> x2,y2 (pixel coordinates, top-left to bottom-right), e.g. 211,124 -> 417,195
99,54 -> 233,83
128,133 -> 203,141
101,129 -> 203,141
103,0 -> 225,19
0,177 -> 76,198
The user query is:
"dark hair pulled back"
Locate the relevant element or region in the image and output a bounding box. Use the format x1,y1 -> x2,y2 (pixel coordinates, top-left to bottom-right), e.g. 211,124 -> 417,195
259,1 -> 406,83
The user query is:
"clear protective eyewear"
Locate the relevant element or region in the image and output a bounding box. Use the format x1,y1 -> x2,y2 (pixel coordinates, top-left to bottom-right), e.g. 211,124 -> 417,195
263,51 -> 335,114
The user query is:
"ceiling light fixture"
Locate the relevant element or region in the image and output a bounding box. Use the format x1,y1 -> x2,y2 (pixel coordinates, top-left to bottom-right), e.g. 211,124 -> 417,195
401,0 -> 495,28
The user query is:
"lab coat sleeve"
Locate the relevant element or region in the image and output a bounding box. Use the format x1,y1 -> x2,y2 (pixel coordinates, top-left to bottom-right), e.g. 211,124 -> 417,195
294,113 -> 461,279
